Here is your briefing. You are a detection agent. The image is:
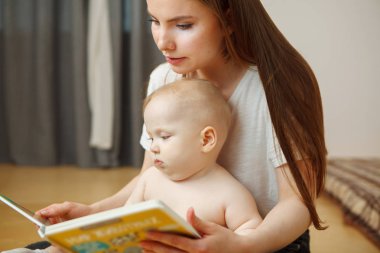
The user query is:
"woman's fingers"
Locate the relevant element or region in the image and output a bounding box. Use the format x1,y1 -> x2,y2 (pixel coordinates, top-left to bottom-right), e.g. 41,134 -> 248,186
187,207 -> 215,236
142,231 -> 194,252
36,201 -> 88,222
140,239 -> 187,253
38,202 -> 69,216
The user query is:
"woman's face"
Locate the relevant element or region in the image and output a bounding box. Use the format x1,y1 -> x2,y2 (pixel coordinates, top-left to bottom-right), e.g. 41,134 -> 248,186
146,0 -> 225,75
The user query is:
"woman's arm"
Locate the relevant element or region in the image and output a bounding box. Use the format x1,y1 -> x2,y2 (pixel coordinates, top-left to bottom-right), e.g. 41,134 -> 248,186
37,151 -> 153,222
90,150 -> 154,212
241,162 -> 311,252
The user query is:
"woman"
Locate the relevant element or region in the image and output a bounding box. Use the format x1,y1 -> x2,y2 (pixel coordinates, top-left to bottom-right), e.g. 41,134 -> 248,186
136,0 -> 327,252
23,0 -> 327,252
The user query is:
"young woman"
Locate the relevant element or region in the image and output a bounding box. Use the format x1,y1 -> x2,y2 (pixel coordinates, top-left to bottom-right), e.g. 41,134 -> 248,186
21,0 -> 326,253
135,0 -> 327,252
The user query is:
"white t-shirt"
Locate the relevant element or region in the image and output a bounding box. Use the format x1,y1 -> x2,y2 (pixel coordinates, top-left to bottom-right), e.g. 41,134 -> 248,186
140,63 -> 286,216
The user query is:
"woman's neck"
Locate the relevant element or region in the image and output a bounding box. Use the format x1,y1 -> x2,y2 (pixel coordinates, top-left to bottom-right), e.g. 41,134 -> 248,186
190,60 -> 248,99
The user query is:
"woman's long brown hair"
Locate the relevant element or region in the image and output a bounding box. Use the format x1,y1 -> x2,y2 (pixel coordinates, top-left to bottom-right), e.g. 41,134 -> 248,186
201,0 -> 327,229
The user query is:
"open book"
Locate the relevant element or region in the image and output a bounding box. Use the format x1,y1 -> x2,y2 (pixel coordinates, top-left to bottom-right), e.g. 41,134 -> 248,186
0,194 -> 200,253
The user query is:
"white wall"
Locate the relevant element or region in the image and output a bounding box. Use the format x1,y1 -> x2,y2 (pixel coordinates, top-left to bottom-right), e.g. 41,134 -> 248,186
262,0 -> 380,157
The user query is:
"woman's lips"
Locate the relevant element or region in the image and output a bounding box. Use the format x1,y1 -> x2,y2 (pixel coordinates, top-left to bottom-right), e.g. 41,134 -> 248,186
166,56 -> 186,65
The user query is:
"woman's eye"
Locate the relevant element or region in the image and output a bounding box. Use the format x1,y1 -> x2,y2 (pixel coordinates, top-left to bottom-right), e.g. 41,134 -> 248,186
176,23 -> 192,30
148,18 -> 159,26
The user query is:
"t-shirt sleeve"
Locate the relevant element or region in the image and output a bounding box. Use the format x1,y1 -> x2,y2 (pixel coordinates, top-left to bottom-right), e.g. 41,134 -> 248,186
139,63 -> 180,150
266,110 -> 287,168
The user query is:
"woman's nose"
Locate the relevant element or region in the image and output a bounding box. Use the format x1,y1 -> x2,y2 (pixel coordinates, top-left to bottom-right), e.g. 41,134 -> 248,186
156,29 -> 175,53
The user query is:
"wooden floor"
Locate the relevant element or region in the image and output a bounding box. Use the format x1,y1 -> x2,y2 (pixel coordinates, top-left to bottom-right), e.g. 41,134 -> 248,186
0,164 -> 378,252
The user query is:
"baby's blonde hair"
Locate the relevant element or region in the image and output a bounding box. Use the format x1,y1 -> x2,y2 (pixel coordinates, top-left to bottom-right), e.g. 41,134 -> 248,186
143,79 -> 232,144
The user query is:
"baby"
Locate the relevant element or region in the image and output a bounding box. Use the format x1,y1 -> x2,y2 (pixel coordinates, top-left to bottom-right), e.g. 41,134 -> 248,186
127,79 -> 262,234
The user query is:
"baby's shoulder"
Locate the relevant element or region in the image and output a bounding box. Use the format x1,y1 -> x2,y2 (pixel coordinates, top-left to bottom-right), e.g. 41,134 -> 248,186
141,166 -> 159,177
210,166 -> 253,196
140,166 -> 166,183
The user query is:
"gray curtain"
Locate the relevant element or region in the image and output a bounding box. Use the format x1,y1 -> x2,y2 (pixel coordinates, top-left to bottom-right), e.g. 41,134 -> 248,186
0,0 -> 163,168
120,0 -> 164,167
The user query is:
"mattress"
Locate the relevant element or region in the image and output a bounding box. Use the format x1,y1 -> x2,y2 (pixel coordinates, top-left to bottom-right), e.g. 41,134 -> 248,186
324,158 -> 380,248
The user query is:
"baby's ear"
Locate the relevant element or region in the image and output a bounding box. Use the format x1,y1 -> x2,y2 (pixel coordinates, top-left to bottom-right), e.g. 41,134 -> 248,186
200,126 -> 217,153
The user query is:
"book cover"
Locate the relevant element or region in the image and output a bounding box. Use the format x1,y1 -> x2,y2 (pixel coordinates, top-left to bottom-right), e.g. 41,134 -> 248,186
0,194 -> 200,253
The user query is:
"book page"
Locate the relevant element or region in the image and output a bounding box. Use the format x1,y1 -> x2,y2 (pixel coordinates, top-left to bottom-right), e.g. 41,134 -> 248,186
0,194 -> 48,228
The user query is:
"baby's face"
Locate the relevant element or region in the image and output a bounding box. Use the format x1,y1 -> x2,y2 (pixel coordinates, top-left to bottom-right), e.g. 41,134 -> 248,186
144,95 -> 207,181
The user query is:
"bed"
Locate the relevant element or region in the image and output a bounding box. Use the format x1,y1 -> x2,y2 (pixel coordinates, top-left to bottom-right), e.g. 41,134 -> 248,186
324,158 -> 380,248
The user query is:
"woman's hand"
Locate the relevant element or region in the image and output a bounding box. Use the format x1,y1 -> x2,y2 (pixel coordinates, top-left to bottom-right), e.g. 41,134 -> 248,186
140,208 -> 248,253
36,201 -> 92,224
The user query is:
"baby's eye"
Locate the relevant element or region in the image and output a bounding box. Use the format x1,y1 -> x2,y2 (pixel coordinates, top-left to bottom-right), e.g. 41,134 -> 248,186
161,135 -> 171,140
176,23 -> 192,30
147,137 -> 153,142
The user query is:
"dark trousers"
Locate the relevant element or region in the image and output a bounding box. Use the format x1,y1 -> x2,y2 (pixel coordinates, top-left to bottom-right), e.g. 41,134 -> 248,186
27,230 -> 310,252
25,241 -> 51,250
275,230 -> 310,253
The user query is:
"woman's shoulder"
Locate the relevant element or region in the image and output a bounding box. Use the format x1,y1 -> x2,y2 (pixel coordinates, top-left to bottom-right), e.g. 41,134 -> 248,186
147,63 -> 181,95
150,62 -> 171,77
230,65 -> 263,101
246,66 -> 260,82
150,62 -> 179,81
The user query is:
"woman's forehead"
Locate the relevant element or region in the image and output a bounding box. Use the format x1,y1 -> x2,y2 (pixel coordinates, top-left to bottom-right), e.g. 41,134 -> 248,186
147,0 -> 209,19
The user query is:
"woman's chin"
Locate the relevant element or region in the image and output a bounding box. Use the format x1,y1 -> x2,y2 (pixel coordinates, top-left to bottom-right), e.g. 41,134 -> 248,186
169,65 -> 194,76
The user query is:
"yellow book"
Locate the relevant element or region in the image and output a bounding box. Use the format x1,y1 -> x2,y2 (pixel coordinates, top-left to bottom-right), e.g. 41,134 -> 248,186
0,194 -> 200,253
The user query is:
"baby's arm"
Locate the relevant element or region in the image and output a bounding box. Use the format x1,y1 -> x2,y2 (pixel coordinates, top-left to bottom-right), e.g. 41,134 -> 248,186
233,215 -> 262,235
224,183 -> 263,235
125,167 -> 153,205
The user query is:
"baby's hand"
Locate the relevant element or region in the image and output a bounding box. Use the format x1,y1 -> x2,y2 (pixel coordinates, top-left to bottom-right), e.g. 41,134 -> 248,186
36,202 -> 91,224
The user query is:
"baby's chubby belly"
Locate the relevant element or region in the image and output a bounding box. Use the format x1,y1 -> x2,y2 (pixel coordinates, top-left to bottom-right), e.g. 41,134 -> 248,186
163,199 -> 227,228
